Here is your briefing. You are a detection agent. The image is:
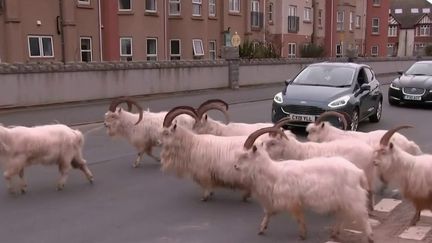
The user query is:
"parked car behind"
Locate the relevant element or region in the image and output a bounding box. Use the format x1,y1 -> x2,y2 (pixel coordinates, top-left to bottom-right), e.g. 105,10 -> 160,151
271,62 -> 383,131
388,61 -> 432,106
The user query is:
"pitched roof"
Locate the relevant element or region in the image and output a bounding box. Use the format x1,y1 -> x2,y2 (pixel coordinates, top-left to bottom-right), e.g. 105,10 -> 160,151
390,0 -> 432,28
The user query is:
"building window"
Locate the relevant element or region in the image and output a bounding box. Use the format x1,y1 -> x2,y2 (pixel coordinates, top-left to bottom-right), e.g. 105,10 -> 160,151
395,9 -> 402,14
78,0 -> 90,5
372,18 -> 379,34
145,0 -> 156,12
170,39 -> 181,60
336,11 -> 344,31
192,39 -> 204,56
411,8 -> 419,14
349,11 -> 353,31
355,15 -> 361,28
146,38 -> 157,61
229,0 -> 240,13
387,43 -> 396,57
372,0 -> 380,6
80,37 -> 92,62
415,43 -> 425,55
28,36 -> 54,58
371,45 -> 378,57
318,9 -> 322,26
192,0 -> 202,16
120,37 -> 132,61
418,25 -> 430,36
209,0 -> 216,17
423,8 -> 430,13
268,3 -> 273,22
288,5 -> 299,33
118,0 -> 131,11
288,43 -> 296,58
304,7 -> 311,22
336,43 -> 343,57
169,0 -> 180,15
251,0 -> 260,27
388,25 -> 397,37
209,40 -> 216,60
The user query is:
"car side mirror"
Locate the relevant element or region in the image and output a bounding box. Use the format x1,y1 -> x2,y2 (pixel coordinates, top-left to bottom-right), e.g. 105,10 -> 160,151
360,83 -> 371,91
397,70 -> 404,76
284,79 -> 291,86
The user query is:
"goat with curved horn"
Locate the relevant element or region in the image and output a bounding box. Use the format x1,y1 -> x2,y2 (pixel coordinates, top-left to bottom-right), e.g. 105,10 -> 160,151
196,100 -> 230,123
315,111 -> 348,130
108,98 -> 143,125
163,106 -> 198,128
244,127 -> 287,150
380,125 -> 413,146
273,117 -> 294,129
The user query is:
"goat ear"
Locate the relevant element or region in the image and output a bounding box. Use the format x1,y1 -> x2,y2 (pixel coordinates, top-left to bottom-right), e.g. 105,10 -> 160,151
172,123 -> 177,131
389,142 -> 394,150
118,107 -> 122,113
204,114 -> 208,121
320,122 -> 325,128
252,145 -> 257,153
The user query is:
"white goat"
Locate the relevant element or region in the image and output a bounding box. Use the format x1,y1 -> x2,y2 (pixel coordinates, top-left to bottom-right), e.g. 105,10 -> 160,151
260,120 -> 377,210
0,123 -> 94,194
160,106 -> 257,202
373,125 -> 432,226
104,98 -> 195,167
233,128 -> 374,243
306,111 -> 422,155
193,100 -> 295,138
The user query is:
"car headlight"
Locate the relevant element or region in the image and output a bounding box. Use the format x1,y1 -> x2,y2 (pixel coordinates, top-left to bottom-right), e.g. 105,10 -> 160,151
390,83 -> 401,90
274,92 -> 283,104
328,95 -> 350,108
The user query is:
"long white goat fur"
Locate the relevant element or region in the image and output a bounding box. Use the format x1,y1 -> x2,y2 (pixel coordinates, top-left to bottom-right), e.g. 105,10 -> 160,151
306,121 -> 422,155
235,146 -> 373,242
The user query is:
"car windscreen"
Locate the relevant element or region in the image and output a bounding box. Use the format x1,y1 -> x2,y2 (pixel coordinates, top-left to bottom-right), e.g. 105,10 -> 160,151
405,63 -> 432,76
292,66 -> 355,87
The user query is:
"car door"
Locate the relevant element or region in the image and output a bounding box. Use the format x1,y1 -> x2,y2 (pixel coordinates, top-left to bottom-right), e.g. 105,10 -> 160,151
364,67 -> 381,116
355,68 -> 373,119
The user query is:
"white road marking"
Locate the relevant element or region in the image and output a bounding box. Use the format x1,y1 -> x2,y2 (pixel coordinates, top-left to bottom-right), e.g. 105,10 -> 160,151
421,210 -> 432,218
373,198 -> 402,212
399,226 -> 431,241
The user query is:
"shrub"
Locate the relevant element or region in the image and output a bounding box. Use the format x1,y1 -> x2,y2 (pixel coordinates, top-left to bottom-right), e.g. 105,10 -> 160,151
300,43 -> 325,58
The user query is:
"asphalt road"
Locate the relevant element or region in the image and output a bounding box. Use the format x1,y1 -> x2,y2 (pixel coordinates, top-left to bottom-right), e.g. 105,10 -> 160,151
0,74 -> 431,243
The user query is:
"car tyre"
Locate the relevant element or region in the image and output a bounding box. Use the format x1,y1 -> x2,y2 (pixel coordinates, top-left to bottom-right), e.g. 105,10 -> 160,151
369,99 -> 382,123
350,109 -> 359,131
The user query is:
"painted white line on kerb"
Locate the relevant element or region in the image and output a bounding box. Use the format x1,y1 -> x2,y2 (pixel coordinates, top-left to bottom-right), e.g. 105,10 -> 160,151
421,210 -> 432,218
399,226 -> 431,241
373,198 -> 402,212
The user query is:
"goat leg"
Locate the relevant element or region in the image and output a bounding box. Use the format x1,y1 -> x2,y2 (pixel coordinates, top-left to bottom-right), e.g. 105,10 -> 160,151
19,169 -> 27,194
409,210 -> 421,226
258,210 -> 274,235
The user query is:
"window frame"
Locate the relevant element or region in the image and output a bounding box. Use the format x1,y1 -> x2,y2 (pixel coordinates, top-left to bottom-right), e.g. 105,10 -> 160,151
304,7 -> 311,22
349,11 -> 354,31
209,0 -> 216,17
418,25 -> 430,36
209,40 -> 217,60
170,39 -> 181,60
355,15 -> 361,28
318,9 -> 322,26
145,0 -> 157,12
371,18 -> 380,35
80,37 -> 92,62
27,35 -> 54,58
388,25 -> 397,37
287,43 -> 296,58
192,39 -> 204,56
336,11 -> 344,31
371,45 -> 379,57
268,2 -> 273,22
78,0 -> 90,5
228,0 -> 240,13
192,0 -> 202,16
336,43 -> 343,57
169,0 -> 181,16
118,0 -> 132,11
120,37 -> 133,57
146,38 -> 158,61
372,0 -> 380,6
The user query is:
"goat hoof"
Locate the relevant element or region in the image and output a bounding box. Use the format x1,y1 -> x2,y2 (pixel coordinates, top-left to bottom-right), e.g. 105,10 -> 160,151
299,234 -> 307,240
201,197 -> 209,202
57,185 -> 64,191
89,178 -> 94,184
258,231 -> 265,235
20,188 -> 27,194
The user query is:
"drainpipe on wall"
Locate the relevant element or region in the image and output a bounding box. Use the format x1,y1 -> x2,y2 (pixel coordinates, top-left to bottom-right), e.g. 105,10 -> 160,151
164,0 -> 167,60
98,0 -> 103,61
59,0 -> 66,64
330,0 -> 334,57
263,0 -> 266,43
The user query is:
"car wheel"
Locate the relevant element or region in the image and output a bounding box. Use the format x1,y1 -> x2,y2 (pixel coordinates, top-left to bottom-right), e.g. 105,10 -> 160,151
369,99 -> 382,123
388,98 -> 399,106
350,109 -> 359,131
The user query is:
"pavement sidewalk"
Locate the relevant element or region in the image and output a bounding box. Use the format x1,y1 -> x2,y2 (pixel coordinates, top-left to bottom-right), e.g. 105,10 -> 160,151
0,83 -> 283,127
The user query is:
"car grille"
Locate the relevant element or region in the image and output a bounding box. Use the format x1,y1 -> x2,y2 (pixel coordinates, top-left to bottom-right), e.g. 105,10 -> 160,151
281,105 -> 325,115
402,87 -> 425,95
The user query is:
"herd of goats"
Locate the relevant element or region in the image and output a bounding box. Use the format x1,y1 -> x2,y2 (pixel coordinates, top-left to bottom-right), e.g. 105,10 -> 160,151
1,97 -> 431,243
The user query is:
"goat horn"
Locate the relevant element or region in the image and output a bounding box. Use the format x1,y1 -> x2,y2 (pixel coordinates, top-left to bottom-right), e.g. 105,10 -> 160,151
380,125 -> 413,146
244,127 -> 287,150
315,111 -> 348,130
108,98 -> 143,125
273,117 -> 294,129
163,106 -> 198,128
198,99 -> 229,111
197,102 -> 230,124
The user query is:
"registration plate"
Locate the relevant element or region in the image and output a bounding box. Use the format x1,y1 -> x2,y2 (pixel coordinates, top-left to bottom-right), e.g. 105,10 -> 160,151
287,114 -> 316,122
404,95 -> 421,101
